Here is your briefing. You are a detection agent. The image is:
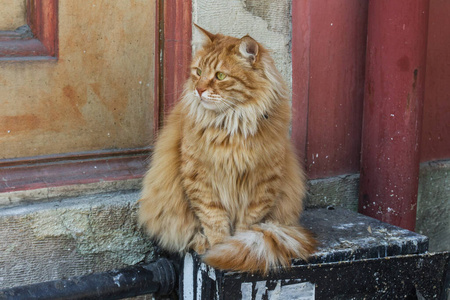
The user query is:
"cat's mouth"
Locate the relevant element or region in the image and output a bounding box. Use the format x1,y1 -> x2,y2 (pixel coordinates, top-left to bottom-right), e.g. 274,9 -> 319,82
200,97 -> 219,110
195,90 -> 220,110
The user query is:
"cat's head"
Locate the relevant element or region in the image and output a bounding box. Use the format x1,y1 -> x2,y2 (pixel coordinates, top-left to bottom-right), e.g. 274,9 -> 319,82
187,25 -> 285,114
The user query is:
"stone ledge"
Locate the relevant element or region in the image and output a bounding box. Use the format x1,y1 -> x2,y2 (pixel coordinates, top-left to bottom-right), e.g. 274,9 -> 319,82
0,190 -> 154,289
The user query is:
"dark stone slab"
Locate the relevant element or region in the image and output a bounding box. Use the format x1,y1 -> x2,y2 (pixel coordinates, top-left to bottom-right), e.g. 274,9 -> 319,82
179,208 -> 449,300
299,207 -> 429,265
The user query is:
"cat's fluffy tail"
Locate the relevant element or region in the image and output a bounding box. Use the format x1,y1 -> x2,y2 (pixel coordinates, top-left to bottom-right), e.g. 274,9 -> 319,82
202,222 -> 316,274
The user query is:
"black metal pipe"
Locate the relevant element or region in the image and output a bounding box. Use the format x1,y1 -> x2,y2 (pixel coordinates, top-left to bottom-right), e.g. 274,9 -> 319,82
0,258 -> 177,300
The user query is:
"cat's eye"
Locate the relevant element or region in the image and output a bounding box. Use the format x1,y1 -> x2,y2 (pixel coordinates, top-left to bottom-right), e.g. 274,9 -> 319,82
215,72 -> 227,80
196,68 -> 202,76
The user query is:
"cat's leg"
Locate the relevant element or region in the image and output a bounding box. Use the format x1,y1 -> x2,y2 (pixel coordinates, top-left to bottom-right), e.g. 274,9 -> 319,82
235,160 -> 284,230
187,193 -> 231,247
182,172 -> 230,246
237,176 -> 279,231
181,143 -> 231,247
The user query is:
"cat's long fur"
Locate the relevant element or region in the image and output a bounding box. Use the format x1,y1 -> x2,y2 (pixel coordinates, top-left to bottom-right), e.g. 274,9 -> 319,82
138,26 -> 316,274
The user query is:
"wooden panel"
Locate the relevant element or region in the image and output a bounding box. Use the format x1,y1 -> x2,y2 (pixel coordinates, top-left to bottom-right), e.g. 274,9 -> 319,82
421,0 -> 450,162
0,1 -> 155,159
303,0 -> 368,179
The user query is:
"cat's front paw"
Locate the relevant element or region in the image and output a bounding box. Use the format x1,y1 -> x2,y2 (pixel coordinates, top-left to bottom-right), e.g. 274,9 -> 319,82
189,233 -> 210,255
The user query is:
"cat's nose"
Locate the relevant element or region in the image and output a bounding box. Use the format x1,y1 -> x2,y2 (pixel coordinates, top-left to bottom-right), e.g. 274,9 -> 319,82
196,87 -> 206,96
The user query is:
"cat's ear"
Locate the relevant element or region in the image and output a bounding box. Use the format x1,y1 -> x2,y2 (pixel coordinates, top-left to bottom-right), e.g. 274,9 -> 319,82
239,35 -> 259,64
192,24 -> 215,51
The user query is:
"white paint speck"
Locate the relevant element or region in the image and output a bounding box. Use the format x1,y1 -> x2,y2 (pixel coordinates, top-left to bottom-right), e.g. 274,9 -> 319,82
113,274 -> 123,287
331,23 -> 333,26
208,266 -> 216,280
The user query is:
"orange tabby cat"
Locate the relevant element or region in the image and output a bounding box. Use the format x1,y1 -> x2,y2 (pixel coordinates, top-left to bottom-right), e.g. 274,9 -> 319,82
138,25 -> 316,274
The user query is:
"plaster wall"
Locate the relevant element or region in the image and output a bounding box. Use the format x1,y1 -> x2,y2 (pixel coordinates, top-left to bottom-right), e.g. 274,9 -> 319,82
0,0 -> 26,30
0,1 -> 155,159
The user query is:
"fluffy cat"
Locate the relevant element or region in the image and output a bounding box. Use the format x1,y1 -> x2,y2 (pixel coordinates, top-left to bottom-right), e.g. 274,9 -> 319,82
138,25 -> 316,274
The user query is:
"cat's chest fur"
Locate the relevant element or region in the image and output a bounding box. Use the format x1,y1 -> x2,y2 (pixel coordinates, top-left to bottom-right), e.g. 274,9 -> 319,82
181,121 -> 258,175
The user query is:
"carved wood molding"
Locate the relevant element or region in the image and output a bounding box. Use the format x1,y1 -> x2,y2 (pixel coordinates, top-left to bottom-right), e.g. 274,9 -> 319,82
0,148 -> 151,194
0,0 -> 58,60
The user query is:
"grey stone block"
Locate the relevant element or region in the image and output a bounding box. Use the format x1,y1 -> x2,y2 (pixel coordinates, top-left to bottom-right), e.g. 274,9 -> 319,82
416,160 -> 450,252
307,174 -> 360,211
0,190 -> 154,289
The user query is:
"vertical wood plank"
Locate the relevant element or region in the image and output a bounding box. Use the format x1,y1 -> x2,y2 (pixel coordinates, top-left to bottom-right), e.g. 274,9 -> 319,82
27,0 -> 58,57
154,0 -> 162,135
160,0 -> 192,120
359,0 -> 430,230
305,0 -> 368,179
421,0 -> 450,162
291,0 -> 311,165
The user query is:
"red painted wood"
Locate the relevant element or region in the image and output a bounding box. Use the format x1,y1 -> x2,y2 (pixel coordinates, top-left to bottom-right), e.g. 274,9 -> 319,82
28,0 -> 58,57
161,0 -> 192,116
0,149 -> 150,193
359,0 -> 430,230
154,0 -> 162,135
291,0 -> 311,164
301,0 -> 368,179
421,0 -> 450,162
0,0 -> 57,59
